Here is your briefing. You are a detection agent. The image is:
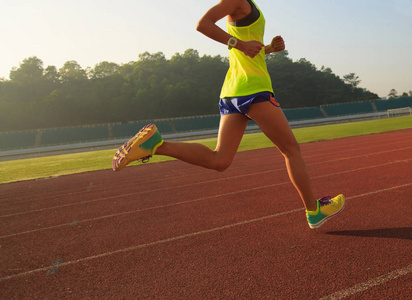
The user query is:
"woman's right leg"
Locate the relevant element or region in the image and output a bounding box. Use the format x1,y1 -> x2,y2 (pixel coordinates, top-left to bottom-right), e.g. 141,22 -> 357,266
247,101 -> 318,211
156,113 -> 249,172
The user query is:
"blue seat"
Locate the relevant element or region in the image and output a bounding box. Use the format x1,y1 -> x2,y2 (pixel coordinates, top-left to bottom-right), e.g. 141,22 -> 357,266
283,107 -> 324,121
0,131 -> 37,151
322,101 -> 374,117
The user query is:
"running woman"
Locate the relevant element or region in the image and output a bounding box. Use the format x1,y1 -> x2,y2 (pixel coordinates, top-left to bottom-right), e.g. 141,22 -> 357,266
112,0 -> 345,229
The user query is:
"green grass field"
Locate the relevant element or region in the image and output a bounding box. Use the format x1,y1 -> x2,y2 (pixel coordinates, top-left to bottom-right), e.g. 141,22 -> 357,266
1,116 -> 411,184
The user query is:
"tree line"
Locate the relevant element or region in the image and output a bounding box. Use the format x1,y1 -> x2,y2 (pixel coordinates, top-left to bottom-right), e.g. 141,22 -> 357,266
0,49 -> 381,131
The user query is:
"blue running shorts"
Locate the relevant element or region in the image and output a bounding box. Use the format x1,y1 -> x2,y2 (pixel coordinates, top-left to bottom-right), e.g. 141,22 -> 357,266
219,91 -> 280,116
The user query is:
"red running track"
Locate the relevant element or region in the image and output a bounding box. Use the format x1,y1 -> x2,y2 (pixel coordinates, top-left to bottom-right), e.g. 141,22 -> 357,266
1,129 -> 411,299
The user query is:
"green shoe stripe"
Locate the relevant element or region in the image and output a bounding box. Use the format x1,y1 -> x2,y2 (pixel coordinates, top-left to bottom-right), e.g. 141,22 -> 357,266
139,131 -> 163,155
307,212 -> 327,225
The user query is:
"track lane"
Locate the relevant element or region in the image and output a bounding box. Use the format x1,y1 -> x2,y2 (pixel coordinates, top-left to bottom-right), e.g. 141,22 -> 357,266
0,129 -> 411,299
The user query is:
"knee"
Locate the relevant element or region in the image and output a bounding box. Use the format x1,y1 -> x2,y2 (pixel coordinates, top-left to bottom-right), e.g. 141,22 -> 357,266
214,160 -> 232,172
210,154 -> 232,172
278,141 -> 301,158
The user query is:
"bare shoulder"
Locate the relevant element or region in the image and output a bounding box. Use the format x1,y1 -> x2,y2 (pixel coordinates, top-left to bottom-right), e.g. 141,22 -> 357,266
218,0 -> 248,9
200,0 -> 246,23
217,0 -> 248,15
220,0 -> 252,21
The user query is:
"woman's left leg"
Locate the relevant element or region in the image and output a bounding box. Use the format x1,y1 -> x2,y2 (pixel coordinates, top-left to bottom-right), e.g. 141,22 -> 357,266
156,113 -> 250,171
247,101 -> 317,211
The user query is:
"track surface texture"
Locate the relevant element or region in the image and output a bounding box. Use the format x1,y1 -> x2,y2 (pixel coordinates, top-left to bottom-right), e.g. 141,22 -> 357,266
1,129 -> 411,299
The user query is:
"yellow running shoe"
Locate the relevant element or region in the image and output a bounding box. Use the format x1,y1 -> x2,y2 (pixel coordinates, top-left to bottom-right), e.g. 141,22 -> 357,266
306,194 -> 345,229
112,124 -> 163,171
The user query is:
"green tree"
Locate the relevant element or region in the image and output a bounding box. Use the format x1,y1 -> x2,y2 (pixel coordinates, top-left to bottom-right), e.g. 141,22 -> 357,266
0,51 -> 380,131
388,89 -> 398,99
343,73 -> 361,89
44,65 -> 60,84
9,56 -> 44,85
343,73 -> 361,101
59,60 -> 87,82
91,61 -> 119,79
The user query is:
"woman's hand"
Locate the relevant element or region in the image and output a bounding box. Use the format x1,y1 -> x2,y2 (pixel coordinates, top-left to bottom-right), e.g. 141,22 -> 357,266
237,40 -> 265,58
271,35 -> 285,52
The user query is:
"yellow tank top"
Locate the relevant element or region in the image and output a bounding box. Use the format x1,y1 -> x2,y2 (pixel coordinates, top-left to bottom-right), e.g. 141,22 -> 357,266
220,0 -> 273,98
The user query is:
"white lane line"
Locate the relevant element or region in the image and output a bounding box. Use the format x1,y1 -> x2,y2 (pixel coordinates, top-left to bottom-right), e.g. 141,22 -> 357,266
1,173 -> 411,240
319,264 -> 412,300
1,138 -> 411,207
1,182 -> 412,283
0,208 -> 303,282
346,182 -> 412,199
1,152 -> 411,218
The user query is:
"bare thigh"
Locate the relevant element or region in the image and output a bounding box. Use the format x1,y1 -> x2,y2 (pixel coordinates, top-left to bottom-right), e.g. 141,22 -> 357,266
247,102 -> 300,156
214,113 -> 250,168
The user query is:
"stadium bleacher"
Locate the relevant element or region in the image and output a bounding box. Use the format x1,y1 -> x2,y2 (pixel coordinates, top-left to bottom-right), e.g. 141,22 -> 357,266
172,115 -> 220,132
0,130 -> 37,151
112,121 -> 150,140
152,120 -> 175,135
1,97 -> 411,152
112,120 -> 175,140
374,97 -> 412,112
321,101 -> 375,117
283,107 -> 324,120
40,125 -> 109,147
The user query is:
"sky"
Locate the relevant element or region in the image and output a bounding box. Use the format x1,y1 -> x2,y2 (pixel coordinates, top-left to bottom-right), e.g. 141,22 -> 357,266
1,0 -> 411,98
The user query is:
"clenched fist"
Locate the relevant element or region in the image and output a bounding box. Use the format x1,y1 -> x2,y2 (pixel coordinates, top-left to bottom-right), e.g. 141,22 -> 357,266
271,35 -> 285,52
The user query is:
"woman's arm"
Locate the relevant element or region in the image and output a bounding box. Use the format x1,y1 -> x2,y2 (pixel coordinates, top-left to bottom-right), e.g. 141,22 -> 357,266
196,0 -> 264,58
265,35 -> 285,54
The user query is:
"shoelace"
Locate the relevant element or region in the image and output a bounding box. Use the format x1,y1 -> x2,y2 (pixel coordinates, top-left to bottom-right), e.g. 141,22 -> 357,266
141,155 -> 151,163
319,196 -> 332,206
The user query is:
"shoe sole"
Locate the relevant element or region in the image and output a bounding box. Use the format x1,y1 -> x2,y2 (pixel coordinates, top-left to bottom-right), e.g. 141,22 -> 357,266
309,195 -> 346,229
112,124 -> 157,171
